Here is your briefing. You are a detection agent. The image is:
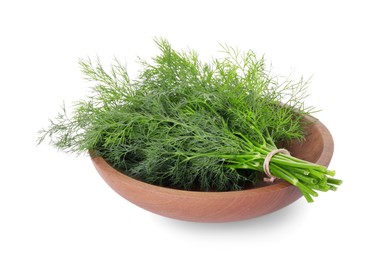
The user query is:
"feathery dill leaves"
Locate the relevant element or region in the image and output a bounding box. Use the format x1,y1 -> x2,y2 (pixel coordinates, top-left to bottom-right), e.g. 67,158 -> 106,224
38,38 -> 341,200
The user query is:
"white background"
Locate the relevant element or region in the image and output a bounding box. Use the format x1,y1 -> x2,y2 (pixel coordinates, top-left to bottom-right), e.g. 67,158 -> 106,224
1,0 -> 377,259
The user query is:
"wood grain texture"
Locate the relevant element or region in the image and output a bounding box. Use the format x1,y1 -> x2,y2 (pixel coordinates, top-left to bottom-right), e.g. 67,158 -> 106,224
91,115 -> 334,222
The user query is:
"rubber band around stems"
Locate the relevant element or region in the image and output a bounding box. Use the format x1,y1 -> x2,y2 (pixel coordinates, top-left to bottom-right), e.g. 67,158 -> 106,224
263,148 -> 290,183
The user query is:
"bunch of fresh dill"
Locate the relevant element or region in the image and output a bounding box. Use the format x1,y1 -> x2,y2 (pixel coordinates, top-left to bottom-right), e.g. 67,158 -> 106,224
38,38 -> 341,202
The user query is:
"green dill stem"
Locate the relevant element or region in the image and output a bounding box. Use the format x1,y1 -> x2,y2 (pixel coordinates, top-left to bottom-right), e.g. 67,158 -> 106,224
268,165 -> 314,202
291,172 -> 318,185
271,164 -> 318,198
309,184 -> 330,192
301,191 -> 314,203
271,153 -> 328,170
326,177 -> 343,185
319,177 -> 328,186
253,145 -> 326,171
221,141 -> 332,202
268,164 -> 298,185
325,169 -> 336,177
272,157 -> 326,171
308,168 -> 327,180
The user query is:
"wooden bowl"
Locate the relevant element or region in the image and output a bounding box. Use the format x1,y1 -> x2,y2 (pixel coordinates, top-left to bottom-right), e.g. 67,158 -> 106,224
91,115 -> 334,222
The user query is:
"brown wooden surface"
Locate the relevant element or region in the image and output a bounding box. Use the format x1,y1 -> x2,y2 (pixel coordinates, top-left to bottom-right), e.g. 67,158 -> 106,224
91,115 -> 334,222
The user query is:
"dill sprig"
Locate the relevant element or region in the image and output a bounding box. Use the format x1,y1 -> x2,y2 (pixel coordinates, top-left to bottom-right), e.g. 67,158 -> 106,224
38,38 -> 341,202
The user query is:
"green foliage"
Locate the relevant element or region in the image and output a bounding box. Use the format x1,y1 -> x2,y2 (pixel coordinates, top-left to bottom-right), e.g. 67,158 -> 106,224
38,38 -> 341,201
